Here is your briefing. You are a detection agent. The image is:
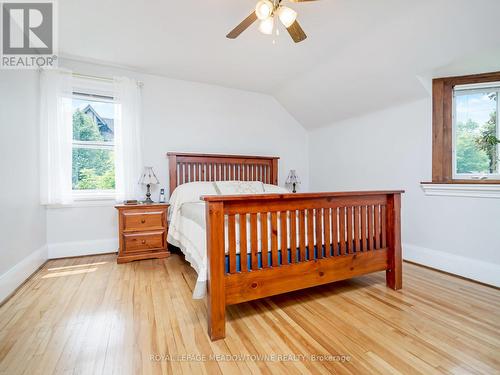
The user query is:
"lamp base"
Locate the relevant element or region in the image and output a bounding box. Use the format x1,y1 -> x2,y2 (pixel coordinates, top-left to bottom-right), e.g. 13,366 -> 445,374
144,184 -> 154,203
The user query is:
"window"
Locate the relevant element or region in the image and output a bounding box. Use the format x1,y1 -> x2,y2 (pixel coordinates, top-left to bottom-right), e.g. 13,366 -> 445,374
454,83 -> 499,179
71,92 -> 116,198
431,72 -> 500,184
40,70 -> 143,206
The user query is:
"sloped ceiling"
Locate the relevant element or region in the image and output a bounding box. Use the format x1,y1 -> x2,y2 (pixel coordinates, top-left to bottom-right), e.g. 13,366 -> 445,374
60,0 -> 500,129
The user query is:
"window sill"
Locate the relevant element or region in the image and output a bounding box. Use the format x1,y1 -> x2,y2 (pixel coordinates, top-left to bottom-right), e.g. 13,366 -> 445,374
420,182 -> 500,198
46,200 -> 117,209
46,193 -> 117,208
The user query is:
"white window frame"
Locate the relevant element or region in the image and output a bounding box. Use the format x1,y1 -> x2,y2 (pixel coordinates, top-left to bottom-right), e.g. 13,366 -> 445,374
71,91 -> 116,201
452,82 -> 500,181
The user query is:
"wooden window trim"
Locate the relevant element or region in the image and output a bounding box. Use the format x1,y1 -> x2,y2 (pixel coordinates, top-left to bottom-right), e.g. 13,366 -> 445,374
431,71 -> 500,184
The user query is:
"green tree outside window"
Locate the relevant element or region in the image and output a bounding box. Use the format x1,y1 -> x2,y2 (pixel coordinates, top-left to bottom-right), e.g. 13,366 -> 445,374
72,109 -> 115,190
456,94 -> 499,175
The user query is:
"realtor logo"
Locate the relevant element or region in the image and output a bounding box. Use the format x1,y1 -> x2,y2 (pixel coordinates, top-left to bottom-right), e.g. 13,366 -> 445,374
1,1 -> 57,68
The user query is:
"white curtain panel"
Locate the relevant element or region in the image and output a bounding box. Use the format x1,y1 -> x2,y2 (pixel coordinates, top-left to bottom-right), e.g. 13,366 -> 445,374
39,69 -> 74,205
114,77 -> 143,202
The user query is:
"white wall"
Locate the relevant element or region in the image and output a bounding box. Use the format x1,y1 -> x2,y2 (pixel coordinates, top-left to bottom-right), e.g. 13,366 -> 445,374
0,71 -> 47,300
309,98 -> 500,285
46,59 -> 309,256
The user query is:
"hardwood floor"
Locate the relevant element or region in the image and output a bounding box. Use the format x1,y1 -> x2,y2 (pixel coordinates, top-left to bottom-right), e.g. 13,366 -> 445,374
0,253 -> 499,375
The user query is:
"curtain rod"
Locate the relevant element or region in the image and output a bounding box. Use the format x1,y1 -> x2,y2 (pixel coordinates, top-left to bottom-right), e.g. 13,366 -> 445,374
72,72 -> 144,87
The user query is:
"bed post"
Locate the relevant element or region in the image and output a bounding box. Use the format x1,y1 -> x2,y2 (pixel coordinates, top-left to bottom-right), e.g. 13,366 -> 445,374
167,153 -> 177,196
206,201 -> 226,340
271,158 -> 278,185
386,193 -> 402,290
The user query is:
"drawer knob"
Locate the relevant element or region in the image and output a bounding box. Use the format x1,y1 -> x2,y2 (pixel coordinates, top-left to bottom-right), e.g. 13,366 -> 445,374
141,240 -> 146,244
141,219 -> 146,224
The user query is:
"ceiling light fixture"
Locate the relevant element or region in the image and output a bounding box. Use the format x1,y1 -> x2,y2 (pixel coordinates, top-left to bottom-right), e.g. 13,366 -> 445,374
227,0 -> 317,43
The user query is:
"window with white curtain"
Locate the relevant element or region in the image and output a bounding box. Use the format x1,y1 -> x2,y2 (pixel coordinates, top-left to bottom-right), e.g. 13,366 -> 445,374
40,70 -> 143,205
71,80 -> 116,199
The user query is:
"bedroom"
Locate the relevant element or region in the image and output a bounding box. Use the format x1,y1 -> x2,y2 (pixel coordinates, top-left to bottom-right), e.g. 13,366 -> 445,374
0,0 -> 499,374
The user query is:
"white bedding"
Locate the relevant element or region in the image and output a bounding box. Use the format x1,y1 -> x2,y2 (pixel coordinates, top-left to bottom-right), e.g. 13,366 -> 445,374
181,202 -> 205,227
167,181 -> 289,299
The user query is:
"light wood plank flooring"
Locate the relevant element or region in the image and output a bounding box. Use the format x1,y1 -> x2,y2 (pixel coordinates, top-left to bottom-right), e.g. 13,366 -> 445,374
0,252 -> 499,375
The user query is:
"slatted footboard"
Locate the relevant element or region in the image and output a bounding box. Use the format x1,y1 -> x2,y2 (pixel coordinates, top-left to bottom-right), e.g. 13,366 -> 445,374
203,191 -> 403,340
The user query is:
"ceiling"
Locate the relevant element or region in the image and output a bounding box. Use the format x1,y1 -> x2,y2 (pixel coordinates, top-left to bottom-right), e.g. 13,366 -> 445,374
60,0 -> 500,129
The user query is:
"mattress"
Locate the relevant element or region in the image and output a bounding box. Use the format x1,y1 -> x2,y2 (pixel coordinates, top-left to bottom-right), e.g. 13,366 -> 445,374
179,202 -> 313,254
224,246 -> 330,273
178,203 -> 340,271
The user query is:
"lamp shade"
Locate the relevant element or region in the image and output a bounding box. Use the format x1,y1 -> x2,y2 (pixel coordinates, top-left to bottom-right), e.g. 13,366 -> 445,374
255,0 -> 273,20
277,6 -> 297,28
258,16 -> 274,35
138,167 -> 159,185
286,169 -> 301,184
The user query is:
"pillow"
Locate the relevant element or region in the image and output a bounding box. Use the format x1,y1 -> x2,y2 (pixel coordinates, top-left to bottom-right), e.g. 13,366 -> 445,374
169,181 -> 218,206
263,184 -> 289,194
214,181 -> 265,195
168,181 -> 218,222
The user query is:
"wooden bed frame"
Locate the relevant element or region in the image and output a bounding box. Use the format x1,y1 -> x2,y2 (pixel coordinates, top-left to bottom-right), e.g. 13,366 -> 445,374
167,152 -> 403,341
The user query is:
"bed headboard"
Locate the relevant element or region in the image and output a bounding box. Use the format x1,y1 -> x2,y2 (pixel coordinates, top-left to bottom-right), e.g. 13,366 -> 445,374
167,152 -> 279,194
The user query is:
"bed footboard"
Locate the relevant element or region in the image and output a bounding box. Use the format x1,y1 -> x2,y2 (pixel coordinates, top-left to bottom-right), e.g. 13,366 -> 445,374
203,191 -> 403,340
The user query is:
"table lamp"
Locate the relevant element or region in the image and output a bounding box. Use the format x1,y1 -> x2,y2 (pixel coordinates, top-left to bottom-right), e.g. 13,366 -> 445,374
138,166 -> 159,203
286,169 -> 301,193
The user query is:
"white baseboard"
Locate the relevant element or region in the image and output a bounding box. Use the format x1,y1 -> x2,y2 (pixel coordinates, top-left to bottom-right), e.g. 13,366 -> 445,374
403,243 -> 500,287
48,238 -> 118,259
0,245 -> 48,303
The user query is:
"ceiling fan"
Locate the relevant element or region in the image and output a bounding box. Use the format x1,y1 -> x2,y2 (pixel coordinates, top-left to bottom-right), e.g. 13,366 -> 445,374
227,0 -> 317,43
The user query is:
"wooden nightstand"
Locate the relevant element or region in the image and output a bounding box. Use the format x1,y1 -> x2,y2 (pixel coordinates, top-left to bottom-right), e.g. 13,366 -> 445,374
115,203 -> 170,264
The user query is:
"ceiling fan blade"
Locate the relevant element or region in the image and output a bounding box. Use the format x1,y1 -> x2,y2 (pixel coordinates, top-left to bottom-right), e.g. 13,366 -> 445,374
286,20 -> 307,43
226,12 -> 258,39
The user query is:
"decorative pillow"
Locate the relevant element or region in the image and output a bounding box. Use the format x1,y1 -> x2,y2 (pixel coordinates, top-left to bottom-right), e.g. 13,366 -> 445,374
263,184 -> 289,194
214,181 -> 265,195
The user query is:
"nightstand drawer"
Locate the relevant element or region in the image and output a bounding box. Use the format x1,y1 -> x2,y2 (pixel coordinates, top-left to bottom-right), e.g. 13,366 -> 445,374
123,210 -> 165,231
123,231 -> 165,254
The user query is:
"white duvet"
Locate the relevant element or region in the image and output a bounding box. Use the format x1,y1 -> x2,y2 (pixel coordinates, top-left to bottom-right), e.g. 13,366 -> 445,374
167,181 -> 290,299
